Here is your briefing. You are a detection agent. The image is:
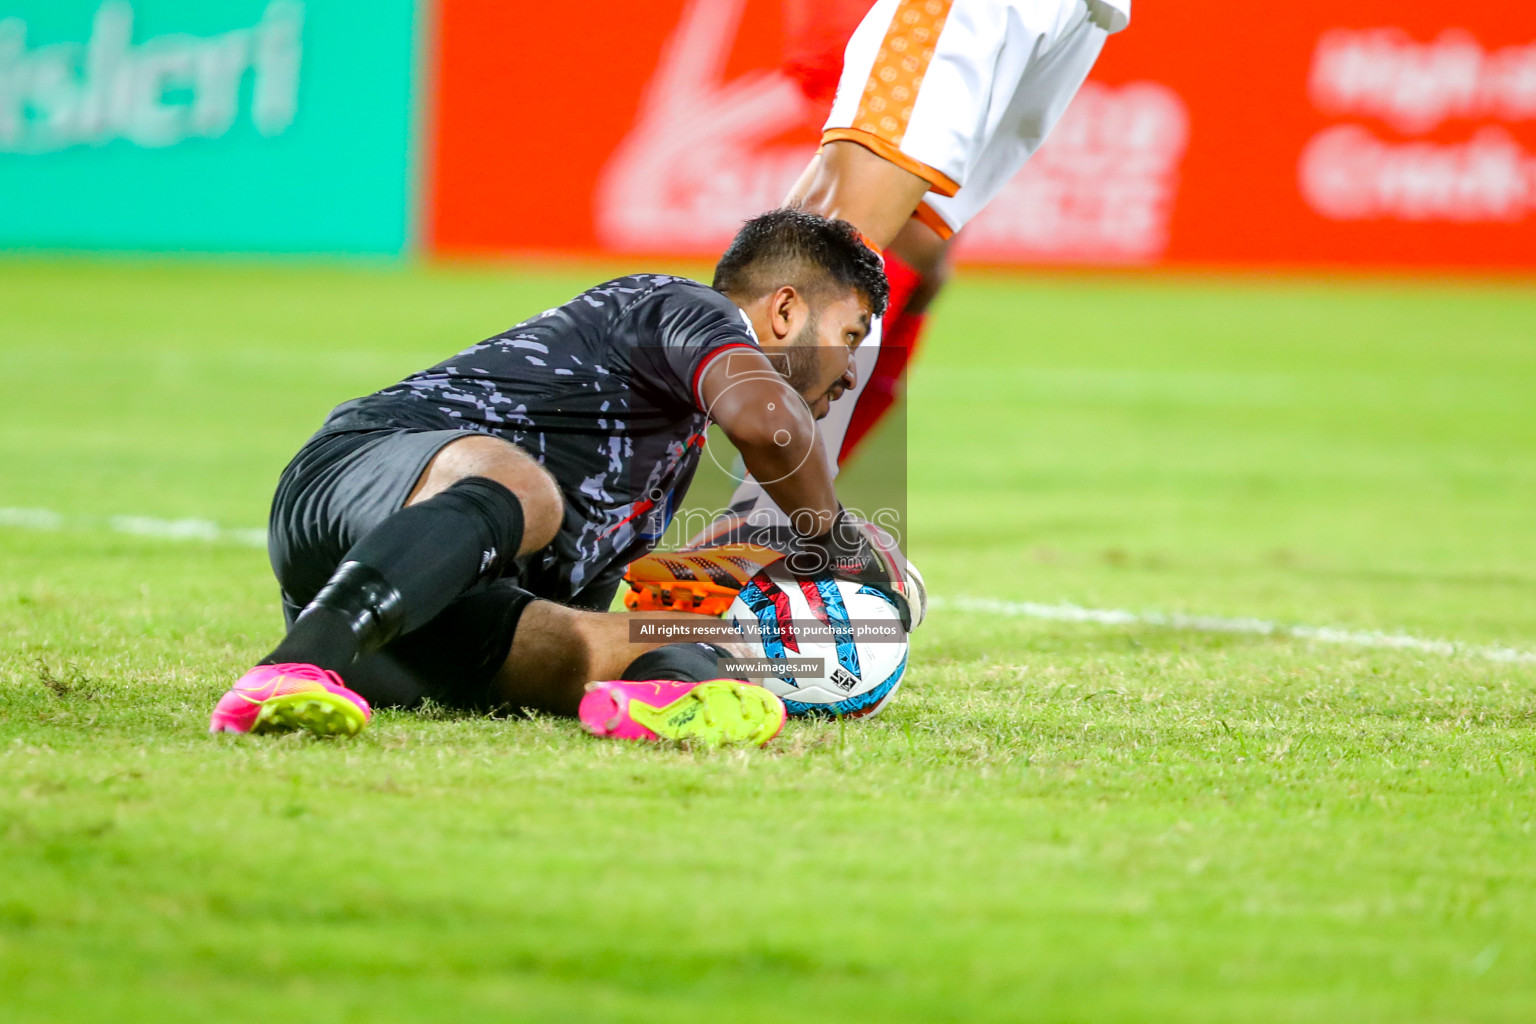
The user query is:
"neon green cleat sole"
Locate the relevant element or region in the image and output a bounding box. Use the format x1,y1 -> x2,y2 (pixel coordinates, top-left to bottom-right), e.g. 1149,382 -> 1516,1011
251,691 -> 369,737
588,679 -> 787,748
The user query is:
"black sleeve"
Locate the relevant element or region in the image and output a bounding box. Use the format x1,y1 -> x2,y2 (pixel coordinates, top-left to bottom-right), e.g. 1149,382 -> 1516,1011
629,281 -> 760,412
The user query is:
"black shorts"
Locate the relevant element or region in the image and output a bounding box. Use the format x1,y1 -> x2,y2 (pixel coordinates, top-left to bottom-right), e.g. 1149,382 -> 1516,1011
268,427 -> 537,711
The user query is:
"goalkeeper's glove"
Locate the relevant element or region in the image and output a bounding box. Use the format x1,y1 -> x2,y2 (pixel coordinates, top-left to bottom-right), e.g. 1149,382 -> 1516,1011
783,509 -> 912,630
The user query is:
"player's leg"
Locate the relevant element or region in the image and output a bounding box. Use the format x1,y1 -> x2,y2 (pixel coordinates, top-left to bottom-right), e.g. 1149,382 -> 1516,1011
804,0 -> 1113,243
640,1 -> 963,560
836,217 -> 952,465
212,431 -> 563,736
766,0 -> 1111,472
711,0 -> 1005,523
264,433 -> 560,671
485,604 -> 741,716
777,0 -> 952,467
785,139 -> 933,252
626,1 -> 1111,614
887,218 -> 952,315
490,603 -> 781,747
342,585 -> 784,747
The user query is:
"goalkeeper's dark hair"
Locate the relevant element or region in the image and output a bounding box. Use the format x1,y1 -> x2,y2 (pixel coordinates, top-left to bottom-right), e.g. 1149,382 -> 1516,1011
712,208 -> 889,317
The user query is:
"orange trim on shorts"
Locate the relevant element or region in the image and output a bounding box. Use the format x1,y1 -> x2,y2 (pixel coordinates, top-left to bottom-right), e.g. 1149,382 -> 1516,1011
849,1 -> 955,146
911,200 -> 955,240
820,127 -> 961,198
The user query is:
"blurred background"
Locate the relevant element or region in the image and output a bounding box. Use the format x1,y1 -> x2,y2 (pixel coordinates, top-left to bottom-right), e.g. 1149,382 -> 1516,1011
3,0 -> 1533,268
5,10 -> 1536,1019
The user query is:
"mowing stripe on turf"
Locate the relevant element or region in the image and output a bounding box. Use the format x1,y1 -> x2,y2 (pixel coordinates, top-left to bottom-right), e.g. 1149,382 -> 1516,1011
0,507 -> 266,548
3,507 -> 1532,665
929,596 -> 1536,665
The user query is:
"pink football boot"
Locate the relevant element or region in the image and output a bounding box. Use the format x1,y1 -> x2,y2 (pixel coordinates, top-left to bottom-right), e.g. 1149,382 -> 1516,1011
579,679 -> 786,747
209,663 -> 371,737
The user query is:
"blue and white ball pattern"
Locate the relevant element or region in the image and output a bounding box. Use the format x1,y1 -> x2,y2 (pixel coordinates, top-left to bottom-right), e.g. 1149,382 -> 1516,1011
727,568 -> 910,719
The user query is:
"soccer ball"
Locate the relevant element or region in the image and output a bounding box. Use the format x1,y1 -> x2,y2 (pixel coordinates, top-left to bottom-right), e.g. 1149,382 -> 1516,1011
726,567 -> 910,719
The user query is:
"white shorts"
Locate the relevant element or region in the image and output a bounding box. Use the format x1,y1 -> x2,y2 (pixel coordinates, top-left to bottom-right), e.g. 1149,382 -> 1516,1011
823,0 -> 1125,237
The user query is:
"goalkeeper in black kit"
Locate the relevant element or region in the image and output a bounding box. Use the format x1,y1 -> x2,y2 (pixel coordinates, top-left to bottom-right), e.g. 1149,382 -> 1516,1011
210,210 -> 909,748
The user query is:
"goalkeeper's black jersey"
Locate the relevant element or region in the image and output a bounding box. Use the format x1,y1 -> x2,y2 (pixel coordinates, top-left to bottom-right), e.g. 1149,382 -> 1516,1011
318,274 -> 760,605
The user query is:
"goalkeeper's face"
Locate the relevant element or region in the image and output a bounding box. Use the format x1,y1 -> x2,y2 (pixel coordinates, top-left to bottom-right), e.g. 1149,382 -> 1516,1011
780,289 -> 872,420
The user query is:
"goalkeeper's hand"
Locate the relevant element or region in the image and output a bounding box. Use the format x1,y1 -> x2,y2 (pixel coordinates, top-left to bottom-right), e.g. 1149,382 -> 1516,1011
783,509 -> 913,631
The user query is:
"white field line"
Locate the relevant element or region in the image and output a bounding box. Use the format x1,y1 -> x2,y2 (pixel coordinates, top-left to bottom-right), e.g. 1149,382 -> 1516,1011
930,595 -> 1536,666
0,507 -> 266,548
2,506 -> 1531,665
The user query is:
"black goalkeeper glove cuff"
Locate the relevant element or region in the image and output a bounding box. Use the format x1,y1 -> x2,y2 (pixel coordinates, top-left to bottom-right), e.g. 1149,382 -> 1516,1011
784,509 -> 913,630
784,509 -> 872,579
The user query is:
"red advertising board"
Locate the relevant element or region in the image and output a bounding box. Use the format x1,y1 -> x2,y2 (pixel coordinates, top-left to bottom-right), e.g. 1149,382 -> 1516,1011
428,0 -> 1536,271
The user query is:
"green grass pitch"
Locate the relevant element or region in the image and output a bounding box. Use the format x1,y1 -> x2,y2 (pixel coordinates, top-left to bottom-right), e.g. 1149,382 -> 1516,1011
2,257 -> 1535,1023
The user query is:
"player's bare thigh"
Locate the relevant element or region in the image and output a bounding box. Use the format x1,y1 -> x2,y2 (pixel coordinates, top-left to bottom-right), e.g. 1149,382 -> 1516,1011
489,602 -> 750,716
787,140 -> 933,251
405,433 -> 563,555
